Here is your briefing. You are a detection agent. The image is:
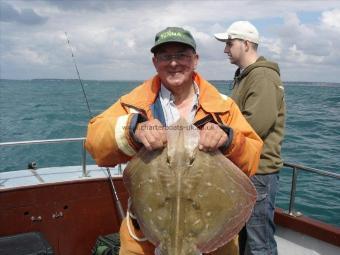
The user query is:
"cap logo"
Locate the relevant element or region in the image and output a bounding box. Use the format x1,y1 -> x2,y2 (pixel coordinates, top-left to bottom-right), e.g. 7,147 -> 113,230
159,31 -> 184,40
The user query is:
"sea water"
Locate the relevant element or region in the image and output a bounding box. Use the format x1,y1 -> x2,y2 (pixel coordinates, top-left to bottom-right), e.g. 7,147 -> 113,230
0,79 -> 339,227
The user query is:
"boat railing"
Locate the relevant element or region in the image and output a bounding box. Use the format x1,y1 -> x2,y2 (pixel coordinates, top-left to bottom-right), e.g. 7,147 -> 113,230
283,161 -> 340,216
1,138 -> 340,217
0,137 -> 89,177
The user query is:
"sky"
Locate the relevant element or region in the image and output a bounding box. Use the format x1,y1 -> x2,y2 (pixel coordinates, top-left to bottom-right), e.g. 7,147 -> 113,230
1,0 -> 340,82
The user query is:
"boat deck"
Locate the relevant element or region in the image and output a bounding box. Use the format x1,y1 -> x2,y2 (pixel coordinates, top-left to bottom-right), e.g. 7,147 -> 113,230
276,226 -> 339,254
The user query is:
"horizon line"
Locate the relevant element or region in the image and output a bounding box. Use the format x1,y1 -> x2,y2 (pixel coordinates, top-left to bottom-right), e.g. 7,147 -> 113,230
1,78 -> 339,85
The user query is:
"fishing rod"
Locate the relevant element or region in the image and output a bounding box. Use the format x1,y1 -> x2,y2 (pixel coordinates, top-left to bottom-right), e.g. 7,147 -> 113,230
106,166 -> 125,222
64,32 -> 125,223
64,32 -> 93,119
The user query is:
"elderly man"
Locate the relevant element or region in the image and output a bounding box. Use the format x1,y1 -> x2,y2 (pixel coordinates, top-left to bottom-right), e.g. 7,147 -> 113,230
214,21 -> 286,255
86,26 -> 262,255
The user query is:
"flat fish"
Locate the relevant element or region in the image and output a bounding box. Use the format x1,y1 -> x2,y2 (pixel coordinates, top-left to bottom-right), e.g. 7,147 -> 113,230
123,118 -> 256,255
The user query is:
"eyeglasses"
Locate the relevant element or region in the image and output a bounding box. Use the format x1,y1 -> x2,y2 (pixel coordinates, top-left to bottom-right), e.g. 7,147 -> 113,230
156,52 -> 193,63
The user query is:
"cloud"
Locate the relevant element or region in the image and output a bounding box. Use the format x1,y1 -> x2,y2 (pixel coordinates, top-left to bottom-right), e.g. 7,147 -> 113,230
4,48 -> 48,65
257,10 -> 340,70
321,9 -> 340,30
261,37 -> 282,56
0,1 -> 48,25
278,13 -> 327,55
1,1 -> 340,82
319,9 -> 340,61
287,44 -> 324,64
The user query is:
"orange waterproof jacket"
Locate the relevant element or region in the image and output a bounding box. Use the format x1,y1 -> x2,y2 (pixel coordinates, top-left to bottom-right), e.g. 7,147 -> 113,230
85,72 -> 263,176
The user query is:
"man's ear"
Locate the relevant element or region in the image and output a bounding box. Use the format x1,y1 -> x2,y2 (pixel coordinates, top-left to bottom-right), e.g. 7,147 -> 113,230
193,54 -> 199,69
152,56 -> 158,69
244,41 -> 251,52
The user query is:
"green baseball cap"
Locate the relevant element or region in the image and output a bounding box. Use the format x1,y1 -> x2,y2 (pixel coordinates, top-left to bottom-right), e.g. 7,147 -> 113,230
151,27 -> 196,53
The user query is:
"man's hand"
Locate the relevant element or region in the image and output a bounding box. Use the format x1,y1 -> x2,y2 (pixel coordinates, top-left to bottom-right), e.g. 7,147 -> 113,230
199,122 -> 228,152
135,119 -> 167,151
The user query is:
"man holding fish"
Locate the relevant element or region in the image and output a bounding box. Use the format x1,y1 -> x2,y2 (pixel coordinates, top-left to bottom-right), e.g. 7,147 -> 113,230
86,27 -> 263,255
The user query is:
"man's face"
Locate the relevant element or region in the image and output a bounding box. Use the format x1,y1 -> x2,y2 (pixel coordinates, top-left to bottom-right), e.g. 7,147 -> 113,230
224,39 -> 246,66
153,43 -> 198,91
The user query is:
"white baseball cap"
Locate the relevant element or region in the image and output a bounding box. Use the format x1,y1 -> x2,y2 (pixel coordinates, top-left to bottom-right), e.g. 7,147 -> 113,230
214,21 -> 260,44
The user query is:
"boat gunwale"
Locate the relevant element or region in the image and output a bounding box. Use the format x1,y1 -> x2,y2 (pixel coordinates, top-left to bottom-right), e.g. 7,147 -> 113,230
275,208 -> 340,247
0,174 -> 123,193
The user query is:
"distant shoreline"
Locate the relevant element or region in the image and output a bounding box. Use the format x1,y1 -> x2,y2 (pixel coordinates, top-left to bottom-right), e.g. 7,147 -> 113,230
1,78 -> 340,86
